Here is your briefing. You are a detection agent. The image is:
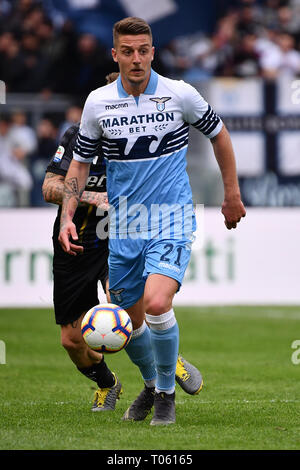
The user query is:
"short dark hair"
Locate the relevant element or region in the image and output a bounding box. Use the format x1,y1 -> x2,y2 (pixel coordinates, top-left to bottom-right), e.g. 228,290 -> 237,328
113,17 -> 152,46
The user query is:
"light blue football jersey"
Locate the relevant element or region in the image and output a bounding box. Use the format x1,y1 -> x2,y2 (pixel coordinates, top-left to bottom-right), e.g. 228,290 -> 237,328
73,70 -> 223,237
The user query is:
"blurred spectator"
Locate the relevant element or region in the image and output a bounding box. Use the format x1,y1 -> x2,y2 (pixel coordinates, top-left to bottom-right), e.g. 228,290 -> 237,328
254,28 -> 282,78
41,19 -> 79,95
57,105 -> 82,140
22,4 -> 45,33
35,17 -> 54,55
260,0 -> 283,30
65,33 -> 115,95
230,33 -> 261,77
276,32 -> 300,75
256,31 -> 300,78
4,0 -> 37,34
235,4 -> 263,36
185,35 -> 218,80
17,31 -> 49,92
183,14 -> 237,80
0,115 -> 33,206
159,39 -> 192,79
8,109 -> 37,154
0,32 -> 24,92
275,4 -> 300,34
29,118 -> 58,206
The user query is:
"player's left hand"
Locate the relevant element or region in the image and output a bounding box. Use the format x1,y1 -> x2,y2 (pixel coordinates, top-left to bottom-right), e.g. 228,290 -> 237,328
221,196 -> 246,230
58,220 -> 84,256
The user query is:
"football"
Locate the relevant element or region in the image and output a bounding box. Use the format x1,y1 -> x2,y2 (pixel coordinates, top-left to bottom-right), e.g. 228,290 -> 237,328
81,303 -> 133,353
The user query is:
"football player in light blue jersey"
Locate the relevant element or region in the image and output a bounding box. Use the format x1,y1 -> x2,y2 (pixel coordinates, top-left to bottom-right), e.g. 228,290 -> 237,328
59,17 -> 246,425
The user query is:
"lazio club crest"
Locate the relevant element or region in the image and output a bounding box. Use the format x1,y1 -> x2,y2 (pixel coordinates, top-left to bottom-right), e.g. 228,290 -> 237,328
150,97 -> 171,112
109,288 -> 125,303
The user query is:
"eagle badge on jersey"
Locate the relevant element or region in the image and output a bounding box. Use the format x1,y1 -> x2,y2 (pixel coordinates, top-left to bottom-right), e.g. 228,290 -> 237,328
150,97 -> 171,112
109,288 -> 125,303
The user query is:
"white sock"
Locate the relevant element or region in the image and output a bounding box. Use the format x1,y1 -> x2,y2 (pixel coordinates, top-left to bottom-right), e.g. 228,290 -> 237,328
145,309 -> 176,331
131,320 -> 147,338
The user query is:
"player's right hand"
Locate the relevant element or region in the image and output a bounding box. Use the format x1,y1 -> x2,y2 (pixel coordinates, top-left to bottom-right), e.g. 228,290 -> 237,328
58,221 -> 84,256
221,197 -> 246,230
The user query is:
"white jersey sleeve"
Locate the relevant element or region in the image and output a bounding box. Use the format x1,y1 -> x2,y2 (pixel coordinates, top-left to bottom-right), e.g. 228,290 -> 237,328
73,91 -> 102,163
181,82 -> 223,139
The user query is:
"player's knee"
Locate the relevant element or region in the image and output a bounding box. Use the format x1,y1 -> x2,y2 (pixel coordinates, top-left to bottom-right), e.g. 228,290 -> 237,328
144,295 -> 171,316
61,330 -> 85,354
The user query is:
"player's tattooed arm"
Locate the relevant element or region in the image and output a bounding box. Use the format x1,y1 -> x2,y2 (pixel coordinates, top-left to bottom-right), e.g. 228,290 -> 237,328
43,172 -> 108,209
42,172 -> 65,204
58,160 -> 90,255
58,175 -> 83,253
61,176 -> 83,223
64,176 -> 82,201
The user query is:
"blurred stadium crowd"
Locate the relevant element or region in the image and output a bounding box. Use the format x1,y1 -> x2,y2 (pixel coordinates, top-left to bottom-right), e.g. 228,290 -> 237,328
1,0 -> 300,206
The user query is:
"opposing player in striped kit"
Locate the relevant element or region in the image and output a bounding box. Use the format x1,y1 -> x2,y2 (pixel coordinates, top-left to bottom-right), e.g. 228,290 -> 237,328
58,17 -> 246,425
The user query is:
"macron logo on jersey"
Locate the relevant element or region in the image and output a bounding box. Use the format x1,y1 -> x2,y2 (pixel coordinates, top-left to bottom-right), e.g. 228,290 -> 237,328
105,103 -> 129,110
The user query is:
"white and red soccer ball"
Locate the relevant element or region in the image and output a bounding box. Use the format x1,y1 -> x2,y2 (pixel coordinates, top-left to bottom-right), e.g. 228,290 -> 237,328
81,303 -> 133,353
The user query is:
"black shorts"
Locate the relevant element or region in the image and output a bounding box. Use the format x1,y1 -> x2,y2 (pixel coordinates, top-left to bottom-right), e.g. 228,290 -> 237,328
52,239 -> 109,325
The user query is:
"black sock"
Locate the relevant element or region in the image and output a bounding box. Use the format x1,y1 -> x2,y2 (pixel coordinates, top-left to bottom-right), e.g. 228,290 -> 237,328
77,358 -> 115,388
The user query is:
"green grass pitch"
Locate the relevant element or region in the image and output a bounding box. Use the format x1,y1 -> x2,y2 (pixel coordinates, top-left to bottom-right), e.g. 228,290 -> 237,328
0,306 -> 300,450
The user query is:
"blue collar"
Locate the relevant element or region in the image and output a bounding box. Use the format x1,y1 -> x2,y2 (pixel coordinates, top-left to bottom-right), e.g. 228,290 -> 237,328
117,69 -> 158,98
